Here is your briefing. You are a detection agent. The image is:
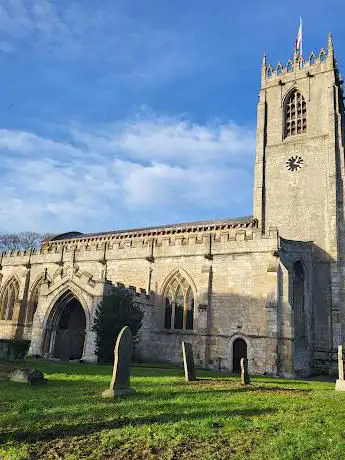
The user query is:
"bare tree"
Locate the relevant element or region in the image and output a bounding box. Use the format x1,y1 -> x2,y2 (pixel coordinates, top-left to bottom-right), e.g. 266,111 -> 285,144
0,232 -> 54,252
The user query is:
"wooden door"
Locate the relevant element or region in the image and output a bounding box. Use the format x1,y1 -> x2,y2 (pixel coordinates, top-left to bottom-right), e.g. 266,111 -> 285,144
233,338 -> 247,373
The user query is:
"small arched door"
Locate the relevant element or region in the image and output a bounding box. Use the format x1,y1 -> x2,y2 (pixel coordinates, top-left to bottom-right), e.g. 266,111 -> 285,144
233,338 -> 247,373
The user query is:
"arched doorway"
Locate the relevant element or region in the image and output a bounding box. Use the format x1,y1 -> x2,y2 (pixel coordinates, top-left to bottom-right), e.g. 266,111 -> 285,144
44,290 -> 86,360
233,338 -> 247,373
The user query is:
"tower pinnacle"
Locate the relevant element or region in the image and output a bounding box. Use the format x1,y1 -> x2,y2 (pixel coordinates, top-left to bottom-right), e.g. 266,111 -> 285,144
261,51 -> 267,84
328,32 -> 335,69
328,32 -> 334,54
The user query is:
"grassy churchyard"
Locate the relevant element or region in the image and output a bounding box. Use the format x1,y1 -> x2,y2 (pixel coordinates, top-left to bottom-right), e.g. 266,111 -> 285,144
0,360 -> 345,459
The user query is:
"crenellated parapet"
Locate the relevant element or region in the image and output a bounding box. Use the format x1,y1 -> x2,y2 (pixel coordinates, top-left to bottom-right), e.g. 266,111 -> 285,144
0,218 -> 280,267
261,33 -> 341,88
113,281 -> 154,300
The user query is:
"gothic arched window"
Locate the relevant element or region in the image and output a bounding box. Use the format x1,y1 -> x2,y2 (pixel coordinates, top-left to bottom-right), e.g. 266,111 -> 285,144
0,277 -> 20,321
26,277 -> 43,324
284,89 -> 307,138
163,272 -> 195,330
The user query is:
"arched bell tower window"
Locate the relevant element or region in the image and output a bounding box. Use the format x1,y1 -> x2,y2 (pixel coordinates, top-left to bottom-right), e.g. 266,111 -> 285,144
284,89 -> 307,138
163,271 -> 195,330
0,277 -> 20,321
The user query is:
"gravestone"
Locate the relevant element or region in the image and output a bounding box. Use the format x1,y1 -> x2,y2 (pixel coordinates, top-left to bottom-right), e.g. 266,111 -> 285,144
8,368 -> 47,385
182,341 -> 196,382
335,345 -> 345,391
240,358 -> 250,385
102,326 -> 136,398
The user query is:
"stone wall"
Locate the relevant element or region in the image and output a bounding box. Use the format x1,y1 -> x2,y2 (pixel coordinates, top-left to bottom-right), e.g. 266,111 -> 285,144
253,37 -> 345,374
0,223 -> 304,375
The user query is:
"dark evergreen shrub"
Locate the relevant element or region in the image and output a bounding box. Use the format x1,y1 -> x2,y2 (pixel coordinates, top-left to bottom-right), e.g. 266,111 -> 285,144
92,286 -> 144,363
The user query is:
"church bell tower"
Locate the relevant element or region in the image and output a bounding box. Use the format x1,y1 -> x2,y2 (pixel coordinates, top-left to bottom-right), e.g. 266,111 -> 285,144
254,32 -> 345,252
253,32 -> 345,366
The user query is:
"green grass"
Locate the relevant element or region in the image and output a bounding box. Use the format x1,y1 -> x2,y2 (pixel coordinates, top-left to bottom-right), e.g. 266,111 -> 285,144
0,359 -> 345,459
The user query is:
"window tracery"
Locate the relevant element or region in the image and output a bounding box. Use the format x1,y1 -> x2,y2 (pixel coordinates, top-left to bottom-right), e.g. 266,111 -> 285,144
163,272 -> 194,330
284,89 -> 307,138
26,277 -> 42,324
0,278 -> 19,321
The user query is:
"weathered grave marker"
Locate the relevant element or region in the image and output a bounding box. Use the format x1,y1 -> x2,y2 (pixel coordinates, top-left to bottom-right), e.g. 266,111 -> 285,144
8,368 -> 47,385
102,326 -> 136,398
240,357 -> 250,385
182,341 -> 196,382
335,345 -> 345,391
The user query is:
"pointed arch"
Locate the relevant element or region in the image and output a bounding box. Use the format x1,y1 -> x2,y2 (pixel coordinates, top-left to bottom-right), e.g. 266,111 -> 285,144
160,269 -> 197,330
309,51 -> 316,65
286,59 -> 293,72
44,282 -> 91,331
42,283 -> 90,358
266,64 -> 273,78
160,268 -> 197,298
319,48 -> 326,63
26,274 -> 44,324
0,275 -> 20,320
283,88 -> 307,138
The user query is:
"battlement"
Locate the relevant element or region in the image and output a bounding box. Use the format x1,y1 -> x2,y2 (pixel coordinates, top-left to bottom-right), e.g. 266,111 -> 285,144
0,226 -> 279,268
262,33 -> 339,86
266,49 -> 328,78
114,282 -> 154,300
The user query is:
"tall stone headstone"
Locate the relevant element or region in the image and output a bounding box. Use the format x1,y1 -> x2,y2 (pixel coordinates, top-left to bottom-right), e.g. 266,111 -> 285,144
182,341 -> 196,382
102,326 -> 136,398
335,345 -> 345,391
240,358 -> 250,385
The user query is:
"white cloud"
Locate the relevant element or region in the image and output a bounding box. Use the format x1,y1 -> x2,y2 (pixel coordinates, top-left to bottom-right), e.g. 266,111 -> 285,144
0,114 -> 255,233
72,115 -> 255,167
0,130 -> 81,158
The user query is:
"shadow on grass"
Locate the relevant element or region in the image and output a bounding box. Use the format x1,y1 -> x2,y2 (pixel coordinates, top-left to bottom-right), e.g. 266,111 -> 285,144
0,359 -> 113,377
0,377 -> 313,401
0,407 -> 277,444
32,376 -> 314,392
254,379 -> 313,385
0,380 -> 312,427
187,378 -> 313,389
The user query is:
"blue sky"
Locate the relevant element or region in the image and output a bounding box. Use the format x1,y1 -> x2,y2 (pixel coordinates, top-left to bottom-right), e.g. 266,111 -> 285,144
0,0 -> 343,234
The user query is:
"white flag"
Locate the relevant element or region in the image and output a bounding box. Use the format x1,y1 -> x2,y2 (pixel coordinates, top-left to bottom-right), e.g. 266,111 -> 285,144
295,17 -> 303,57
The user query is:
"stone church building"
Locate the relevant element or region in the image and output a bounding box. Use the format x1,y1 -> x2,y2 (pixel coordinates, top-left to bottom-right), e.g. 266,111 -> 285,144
0,33 -> 344,377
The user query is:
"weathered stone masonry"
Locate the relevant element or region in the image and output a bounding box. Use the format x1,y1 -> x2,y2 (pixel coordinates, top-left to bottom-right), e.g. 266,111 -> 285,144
1,33 -> 344,377
0,219 -> 312,377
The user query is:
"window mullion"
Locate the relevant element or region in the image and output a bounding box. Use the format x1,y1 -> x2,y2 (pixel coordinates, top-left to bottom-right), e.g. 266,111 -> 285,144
171,301 -> 176,330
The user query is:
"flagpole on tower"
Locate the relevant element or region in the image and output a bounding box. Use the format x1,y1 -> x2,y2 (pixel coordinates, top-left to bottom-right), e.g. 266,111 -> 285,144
299,17 -> 303,58
295,17 -> 303,59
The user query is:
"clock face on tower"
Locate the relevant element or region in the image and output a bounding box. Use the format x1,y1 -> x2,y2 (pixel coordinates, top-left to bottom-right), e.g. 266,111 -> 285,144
286,155 -> 304,171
